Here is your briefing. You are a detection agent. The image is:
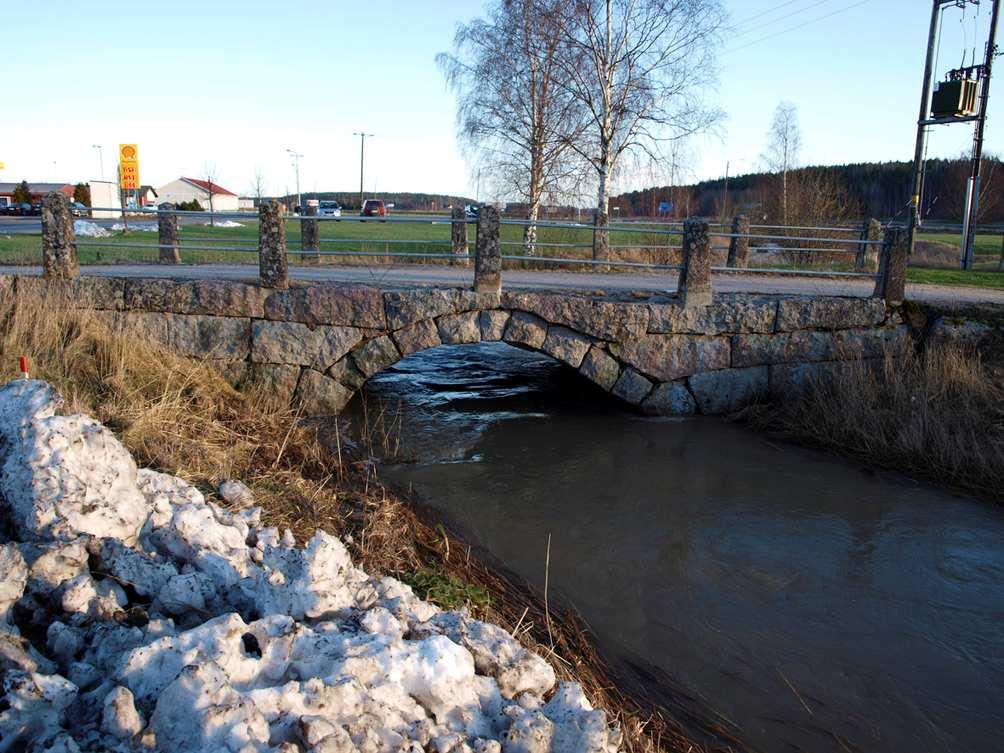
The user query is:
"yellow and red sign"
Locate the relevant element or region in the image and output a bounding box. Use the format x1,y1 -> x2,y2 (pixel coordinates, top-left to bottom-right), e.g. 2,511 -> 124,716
118,144 -> 139,190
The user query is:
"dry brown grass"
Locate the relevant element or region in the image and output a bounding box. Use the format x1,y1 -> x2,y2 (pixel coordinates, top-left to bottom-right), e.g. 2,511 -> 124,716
0,284 -> 732,753
747,342 -> 1004,500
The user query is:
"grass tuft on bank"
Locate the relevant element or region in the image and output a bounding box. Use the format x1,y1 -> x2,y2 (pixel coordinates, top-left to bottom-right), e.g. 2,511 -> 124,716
746,341 -> 1004,499
0,283 -> 726,753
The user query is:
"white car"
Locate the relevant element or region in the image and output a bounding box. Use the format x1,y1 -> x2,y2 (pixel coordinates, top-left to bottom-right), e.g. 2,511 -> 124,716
318,200 -> 341,218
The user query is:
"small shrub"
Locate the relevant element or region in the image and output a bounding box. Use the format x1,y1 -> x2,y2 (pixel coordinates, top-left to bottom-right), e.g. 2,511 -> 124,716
400,567 -> 491,610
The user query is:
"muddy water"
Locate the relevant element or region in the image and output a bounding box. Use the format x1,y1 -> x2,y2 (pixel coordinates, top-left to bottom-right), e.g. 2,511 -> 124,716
345,342 -> 1004,753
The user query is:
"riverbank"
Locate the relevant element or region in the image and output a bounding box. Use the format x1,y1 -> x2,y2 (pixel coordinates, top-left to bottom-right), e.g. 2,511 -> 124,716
743,302 -> 1004,501
0,286 -> 721,752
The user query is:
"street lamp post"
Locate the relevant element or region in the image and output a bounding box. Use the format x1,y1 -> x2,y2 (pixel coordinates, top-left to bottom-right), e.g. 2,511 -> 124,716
285,148 -> 303,211
353,132 -> 374,210
92,145 -> 104,181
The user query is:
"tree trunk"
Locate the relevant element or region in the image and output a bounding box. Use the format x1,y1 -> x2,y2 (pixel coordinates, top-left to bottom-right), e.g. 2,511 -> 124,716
781,169 -> 788,227
593,167 -> 610,268
523,163 -> 544,257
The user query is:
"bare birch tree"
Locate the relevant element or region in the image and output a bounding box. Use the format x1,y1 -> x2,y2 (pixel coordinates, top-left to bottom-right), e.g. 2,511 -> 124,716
438,0 -> 585,254
556,0 -> 725,262
251,168 -> 266,206
761,101 -> 801,227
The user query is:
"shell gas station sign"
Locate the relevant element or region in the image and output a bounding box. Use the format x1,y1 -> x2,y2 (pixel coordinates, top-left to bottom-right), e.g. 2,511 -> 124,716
118,144 -> 139,190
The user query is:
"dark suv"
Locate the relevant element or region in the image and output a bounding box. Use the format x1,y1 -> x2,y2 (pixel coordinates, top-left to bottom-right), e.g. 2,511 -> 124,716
361,199 -> 386,217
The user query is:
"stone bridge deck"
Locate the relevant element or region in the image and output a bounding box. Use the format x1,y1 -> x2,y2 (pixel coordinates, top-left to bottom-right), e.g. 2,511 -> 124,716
7,274 -> 913,417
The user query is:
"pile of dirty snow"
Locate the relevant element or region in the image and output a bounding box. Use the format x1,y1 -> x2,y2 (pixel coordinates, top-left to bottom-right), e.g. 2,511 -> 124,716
0,378 -> 620,753
204,219 -> 244,228
110,222 -> 157,232
73,221 -> 111,238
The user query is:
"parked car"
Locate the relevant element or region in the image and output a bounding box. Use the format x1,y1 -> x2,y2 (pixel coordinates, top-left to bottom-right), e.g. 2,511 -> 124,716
465,204 -> 480,220
360,199 -> 386,218
29,203 -> 42,216
70,202 -> 89,217
318,200 -> 341,218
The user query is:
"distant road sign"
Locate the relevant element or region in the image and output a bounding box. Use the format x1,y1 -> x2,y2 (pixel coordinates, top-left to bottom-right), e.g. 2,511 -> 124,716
119,144 -> 139,190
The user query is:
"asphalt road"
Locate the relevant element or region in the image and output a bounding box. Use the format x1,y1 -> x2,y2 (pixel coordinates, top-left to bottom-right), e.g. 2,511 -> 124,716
1,262 -> 1001,305
0,215 -> 208,235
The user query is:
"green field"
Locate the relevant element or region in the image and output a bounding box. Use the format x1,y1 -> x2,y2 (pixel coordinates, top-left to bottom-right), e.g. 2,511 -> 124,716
2,216 -> 1002,289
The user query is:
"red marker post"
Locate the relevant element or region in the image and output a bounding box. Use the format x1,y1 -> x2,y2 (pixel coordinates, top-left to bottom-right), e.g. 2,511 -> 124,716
18,356 -> 29,380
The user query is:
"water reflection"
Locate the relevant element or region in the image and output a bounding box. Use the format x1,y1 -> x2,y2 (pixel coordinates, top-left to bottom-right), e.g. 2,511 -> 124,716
346,342 -> 1004,753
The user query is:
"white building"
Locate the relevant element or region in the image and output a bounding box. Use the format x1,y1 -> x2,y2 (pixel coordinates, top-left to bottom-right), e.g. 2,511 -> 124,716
88,181 -> 122,219
155,177 -> 240,212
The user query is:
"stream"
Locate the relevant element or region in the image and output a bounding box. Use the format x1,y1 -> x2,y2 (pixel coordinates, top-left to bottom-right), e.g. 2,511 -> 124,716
344,341 -> 1004,753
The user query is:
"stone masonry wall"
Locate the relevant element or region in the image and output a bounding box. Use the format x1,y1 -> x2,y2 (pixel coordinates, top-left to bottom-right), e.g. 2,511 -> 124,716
4,275 -> 909,417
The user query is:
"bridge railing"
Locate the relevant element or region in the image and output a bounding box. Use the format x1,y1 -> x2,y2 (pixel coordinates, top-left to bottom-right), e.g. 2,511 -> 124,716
29,192 -> 907,305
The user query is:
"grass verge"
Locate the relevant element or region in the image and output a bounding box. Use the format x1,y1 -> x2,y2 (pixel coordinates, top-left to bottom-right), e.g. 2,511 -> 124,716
743,341 -> 1004,500
0,283 -> 734,753
907,267 -> 1004,290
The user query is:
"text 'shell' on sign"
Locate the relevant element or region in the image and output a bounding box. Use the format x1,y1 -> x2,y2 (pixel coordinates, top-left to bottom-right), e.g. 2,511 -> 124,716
118,144 -> 139,190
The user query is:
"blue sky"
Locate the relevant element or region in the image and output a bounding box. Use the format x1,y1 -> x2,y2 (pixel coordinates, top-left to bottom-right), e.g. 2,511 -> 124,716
1,0 -> 999,200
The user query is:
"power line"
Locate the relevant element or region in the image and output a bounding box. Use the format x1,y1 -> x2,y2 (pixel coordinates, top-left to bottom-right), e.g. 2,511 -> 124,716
733,0 -> 810,26
733,0 -> 833,39
724,0 -> 869,55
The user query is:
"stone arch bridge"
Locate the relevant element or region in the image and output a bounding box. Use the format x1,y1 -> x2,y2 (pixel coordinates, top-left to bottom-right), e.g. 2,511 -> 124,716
7,275 -> 909,416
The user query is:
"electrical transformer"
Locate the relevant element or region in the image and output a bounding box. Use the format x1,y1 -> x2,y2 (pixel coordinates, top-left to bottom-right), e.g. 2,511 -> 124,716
930,79 -> 980,119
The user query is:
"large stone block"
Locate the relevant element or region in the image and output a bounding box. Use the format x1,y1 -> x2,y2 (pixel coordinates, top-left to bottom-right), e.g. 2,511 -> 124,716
501,292 -> 649,341
733,326 -> 906,367
611,369 -> 653,405
648,297 -> 778,335
122,279 -> 268,318
541,326 -> 591,368
769,360 -> 873,398
17,276 -> 126,311
264,284 -> 385,328
392,319 -> 441,356
251,320 -> 362,370
328,357 -> 367,390
578,346 -> 620,391
383,289 -> 486,329
248,363 -> 301,405
351,335 -> 400,378
688,367 -> 768,414
732,330 -> 836,367
168,314 -> 250,360
503,312 -> 548,350
295,368 -> 353,414
611,334 -> 729,382
641,381 -> 697,416
775,297 -> 888,331
479,310 -> 510,342
437,311 -> 482,344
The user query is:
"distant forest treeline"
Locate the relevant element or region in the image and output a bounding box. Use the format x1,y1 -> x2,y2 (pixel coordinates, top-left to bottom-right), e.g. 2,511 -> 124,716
289,192 -> 475,211
612,159 -> 1004,224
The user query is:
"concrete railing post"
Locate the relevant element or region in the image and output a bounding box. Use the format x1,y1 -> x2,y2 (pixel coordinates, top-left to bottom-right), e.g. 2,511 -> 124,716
301,200 -> 320,266
451,206 -> 470,266
41,192 -> 79,280
259,200 -> 288,289
678,218 -> 712,308
474,205 -> 501,295
726,214 -> 750,268
873,225 -> 909,304
157,203 -> 181,264
855,218 -> 882,272
592,210 -> 610,272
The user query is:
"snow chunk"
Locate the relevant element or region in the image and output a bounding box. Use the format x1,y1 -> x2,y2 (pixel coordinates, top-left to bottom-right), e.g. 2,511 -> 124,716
0,544 -> 27,624
101,686 -> 144,740
218,478 -> 254,507
111,221 -> 156,232
1,414 -> 148,544
73,220 -> 110,237
421,612 -> 556,699
0,380 -> 61,449
203,219 -> 243,227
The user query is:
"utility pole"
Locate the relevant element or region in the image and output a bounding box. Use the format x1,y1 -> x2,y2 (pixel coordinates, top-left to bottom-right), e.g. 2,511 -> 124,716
908,1 -> 947,239
353,132 -> 373,209
91,145 -> 104,181
962,0 -> 1000,269
285,149 -> 302,211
